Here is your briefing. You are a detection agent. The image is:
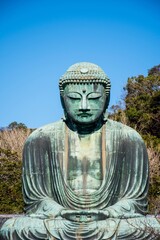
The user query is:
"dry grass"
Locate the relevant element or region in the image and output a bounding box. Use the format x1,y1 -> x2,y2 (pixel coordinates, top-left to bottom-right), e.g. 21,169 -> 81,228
148,147 -> 160,180
0,129 -> 31,159
109,109 -> 128,125
147,147 -> 160,214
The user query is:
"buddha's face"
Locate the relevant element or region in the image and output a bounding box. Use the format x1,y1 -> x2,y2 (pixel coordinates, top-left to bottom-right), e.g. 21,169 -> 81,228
62,83 -> 107,125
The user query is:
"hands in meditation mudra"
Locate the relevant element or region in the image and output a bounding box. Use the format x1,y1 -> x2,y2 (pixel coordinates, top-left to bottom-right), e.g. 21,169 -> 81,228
1,62 -> 160,239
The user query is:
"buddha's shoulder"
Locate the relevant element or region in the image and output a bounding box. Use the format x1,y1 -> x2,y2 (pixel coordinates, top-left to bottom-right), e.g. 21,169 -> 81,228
26,120 -> 64,141
106,119 -> 143,141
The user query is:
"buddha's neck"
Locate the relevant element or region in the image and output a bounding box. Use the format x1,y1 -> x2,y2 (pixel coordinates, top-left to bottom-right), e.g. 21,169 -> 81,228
65,117 -> 105,134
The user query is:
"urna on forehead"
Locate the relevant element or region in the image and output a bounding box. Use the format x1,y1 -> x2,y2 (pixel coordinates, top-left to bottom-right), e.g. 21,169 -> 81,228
59,62 -> 111,95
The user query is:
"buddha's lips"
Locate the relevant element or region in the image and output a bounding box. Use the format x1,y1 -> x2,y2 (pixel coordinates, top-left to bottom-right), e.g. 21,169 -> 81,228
77,113 -> 92,117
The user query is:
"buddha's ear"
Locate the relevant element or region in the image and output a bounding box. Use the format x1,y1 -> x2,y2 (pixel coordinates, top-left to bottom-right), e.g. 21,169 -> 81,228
60,94 -> 69,121
60,94 -> 65,110
104,93 -> 110,111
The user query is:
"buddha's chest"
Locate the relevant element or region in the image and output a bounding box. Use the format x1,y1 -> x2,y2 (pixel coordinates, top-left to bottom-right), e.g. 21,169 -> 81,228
65,132 -> 103,194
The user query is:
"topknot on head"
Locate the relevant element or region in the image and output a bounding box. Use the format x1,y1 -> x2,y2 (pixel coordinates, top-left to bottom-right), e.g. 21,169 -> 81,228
59,62 -> 111,95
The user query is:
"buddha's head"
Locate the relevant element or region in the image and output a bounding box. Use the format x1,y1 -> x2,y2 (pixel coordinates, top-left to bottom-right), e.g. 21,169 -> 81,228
59,62 -> 111,127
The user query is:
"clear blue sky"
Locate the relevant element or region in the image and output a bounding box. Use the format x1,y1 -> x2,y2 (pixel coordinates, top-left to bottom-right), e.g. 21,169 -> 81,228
1,0 -> 160,128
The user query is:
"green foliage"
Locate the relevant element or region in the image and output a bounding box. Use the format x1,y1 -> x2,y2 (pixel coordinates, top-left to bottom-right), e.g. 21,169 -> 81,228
109,64 -> 160,213
0,148 -> 23,213
149,176 -> 160,197
124,70 -> 160,139
0,122 -> 34,213
142,134 -> 160,151
148,64 -> 160,76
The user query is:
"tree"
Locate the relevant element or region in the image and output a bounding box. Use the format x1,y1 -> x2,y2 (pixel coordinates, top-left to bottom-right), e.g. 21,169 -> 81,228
148,64 -> 160,76
0,124 -> 32,213
109,64 -> 160,214
8,121 -> 27,131
0,148 -> 23,213
124,64 -> 160,146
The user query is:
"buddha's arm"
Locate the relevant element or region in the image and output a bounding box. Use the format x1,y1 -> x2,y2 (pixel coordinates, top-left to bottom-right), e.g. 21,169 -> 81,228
22,131 -> 65,218
103,131 -> 149,219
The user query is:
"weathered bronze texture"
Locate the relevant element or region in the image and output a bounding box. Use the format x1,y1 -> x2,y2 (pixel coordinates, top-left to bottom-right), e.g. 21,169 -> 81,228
1,62 -> 160,239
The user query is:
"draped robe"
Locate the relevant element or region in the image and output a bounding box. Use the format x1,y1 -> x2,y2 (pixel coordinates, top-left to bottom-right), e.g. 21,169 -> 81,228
1,119 -> 160,240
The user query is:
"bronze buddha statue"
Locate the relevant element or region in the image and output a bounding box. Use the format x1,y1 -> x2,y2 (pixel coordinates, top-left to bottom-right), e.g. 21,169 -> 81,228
1,62 -> 160,239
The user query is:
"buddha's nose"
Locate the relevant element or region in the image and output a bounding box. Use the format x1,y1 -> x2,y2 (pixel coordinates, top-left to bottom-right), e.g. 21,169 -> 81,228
79,96 -> 90,111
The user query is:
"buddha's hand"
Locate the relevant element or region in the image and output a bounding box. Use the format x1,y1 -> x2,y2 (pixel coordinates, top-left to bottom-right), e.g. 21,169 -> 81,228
59,209 -> 110,222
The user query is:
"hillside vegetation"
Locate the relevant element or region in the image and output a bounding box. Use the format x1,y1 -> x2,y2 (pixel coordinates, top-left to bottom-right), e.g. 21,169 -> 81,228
0,65 -> 160,214
109,64 -> 160,213
0,124 -> 32,213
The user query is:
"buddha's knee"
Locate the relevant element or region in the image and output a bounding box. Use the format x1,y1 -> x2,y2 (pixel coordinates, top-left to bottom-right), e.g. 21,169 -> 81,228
118,217 -> 160,239
0,216 -> 48,240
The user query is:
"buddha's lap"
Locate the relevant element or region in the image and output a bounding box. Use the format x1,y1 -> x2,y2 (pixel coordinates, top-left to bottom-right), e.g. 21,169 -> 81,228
1,215 -> 159,236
